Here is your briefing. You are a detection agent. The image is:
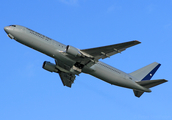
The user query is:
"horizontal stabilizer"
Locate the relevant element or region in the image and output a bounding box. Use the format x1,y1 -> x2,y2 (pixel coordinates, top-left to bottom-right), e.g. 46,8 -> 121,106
133,79 -> 168,97
136,79 -> 167,88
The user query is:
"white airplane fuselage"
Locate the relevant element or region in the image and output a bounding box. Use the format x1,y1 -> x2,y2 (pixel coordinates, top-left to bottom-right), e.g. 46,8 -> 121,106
4,25 -> 152,93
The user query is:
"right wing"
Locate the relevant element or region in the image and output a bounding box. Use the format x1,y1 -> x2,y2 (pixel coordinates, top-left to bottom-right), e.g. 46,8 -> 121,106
81,40 -> 141,60
56,41 -> 140,87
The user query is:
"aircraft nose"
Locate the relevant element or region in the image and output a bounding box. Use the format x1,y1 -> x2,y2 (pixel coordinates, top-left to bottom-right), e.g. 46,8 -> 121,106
4,26 -> 15,39
4,26 -> 10,34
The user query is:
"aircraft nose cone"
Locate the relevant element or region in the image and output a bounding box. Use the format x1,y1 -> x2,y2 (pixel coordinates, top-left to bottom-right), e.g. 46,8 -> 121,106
4,26 -> 9,34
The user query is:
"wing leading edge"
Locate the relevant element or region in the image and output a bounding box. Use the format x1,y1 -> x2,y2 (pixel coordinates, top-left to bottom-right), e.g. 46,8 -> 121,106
81,40 -> 141,60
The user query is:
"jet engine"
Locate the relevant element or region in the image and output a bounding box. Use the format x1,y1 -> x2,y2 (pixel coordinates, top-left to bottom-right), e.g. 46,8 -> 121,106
66,45 -> 81,57
42,61 -> 58,73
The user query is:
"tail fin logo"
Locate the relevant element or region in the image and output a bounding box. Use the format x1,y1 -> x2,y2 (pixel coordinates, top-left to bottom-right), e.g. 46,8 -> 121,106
142,64 -> 161,81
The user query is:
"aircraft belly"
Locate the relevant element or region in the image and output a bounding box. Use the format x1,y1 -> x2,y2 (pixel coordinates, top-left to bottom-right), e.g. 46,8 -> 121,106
54,52 -> 75,67
88,63 -> 148,91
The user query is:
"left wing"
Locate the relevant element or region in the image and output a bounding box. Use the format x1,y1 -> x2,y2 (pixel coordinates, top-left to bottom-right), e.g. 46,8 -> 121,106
59,72 -> 76,87
81,40 -> 141,60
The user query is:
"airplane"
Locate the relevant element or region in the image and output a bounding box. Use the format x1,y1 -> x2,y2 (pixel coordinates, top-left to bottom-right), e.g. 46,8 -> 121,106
4,25 -> 167,97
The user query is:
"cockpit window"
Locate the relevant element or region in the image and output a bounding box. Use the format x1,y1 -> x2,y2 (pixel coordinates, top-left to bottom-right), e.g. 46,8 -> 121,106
10,25 -> 16,27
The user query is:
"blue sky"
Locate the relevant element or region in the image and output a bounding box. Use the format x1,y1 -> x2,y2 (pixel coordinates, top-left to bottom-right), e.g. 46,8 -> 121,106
1,0 -> 172,120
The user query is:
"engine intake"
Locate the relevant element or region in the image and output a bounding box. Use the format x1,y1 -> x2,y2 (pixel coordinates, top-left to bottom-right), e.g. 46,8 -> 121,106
42,61 -> 58,73
66,45 -> 81,57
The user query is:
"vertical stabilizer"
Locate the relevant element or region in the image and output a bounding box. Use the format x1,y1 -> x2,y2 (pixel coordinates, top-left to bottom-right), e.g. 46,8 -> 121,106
129,62 -> 161,82
130,62 -> 167,97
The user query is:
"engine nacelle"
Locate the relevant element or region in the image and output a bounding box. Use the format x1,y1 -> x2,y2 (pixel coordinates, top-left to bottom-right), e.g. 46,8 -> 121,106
66,45 -> 81,57
42,61 -> 58,73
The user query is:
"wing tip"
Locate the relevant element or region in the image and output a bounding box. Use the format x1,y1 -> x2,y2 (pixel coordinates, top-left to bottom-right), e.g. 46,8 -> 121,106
134,40 -> 141,44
